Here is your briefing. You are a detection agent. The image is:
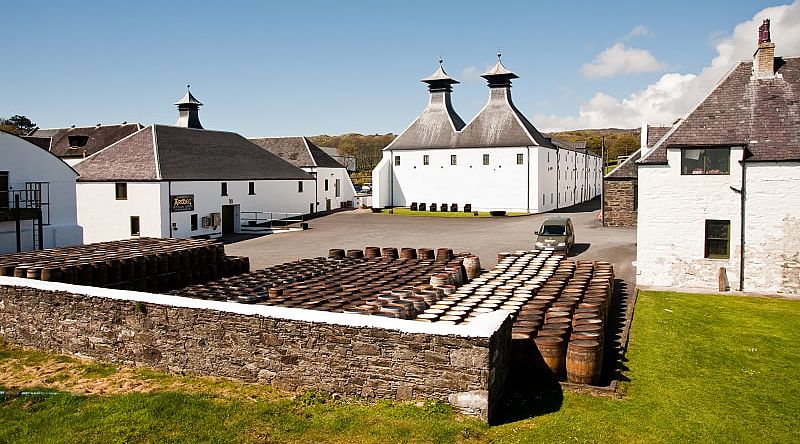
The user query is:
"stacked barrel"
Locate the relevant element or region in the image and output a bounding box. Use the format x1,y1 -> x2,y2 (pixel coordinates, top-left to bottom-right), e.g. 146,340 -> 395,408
170,246 -> 481,320
0,238 -> 248,293
417,250 -> 614,386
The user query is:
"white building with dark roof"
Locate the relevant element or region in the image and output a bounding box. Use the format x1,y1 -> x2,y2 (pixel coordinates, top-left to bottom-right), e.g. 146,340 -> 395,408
249,136 -> 356,212
372,57 -> 601,213
636,20 -> 800,294
73,91 -> 315,243
0,131 -> 83,253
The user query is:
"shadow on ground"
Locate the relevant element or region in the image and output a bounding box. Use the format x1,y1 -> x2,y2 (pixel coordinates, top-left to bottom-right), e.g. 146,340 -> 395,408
551,196 -> 600,214
568,243 -> 591,256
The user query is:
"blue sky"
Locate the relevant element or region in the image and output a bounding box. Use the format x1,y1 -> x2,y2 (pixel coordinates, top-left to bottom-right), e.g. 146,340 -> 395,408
1,1 -> 797,136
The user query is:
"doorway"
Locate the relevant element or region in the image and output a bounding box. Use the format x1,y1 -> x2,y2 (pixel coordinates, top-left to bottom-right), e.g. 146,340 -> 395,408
221,204 -> 236,234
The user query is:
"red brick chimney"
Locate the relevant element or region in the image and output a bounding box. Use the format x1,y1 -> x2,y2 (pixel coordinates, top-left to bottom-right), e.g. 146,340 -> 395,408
754,19 -> 775,79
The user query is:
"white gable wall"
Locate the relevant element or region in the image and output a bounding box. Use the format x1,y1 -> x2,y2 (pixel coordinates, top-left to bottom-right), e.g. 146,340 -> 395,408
637,147 -> 745,289
77,182 -> 167,243
305,167 -> 357,212
742,162 -> 800,294
0,132 -> 83,253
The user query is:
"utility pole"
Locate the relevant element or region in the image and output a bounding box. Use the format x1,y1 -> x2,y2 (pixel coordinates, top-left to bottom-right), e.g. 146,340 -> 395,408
600,135 -> 605,227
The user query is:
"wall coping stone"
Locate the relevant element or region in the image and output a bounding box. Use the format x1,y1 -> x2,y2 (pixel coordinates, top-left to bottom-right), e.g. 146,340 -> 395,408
0,277 -> 510,338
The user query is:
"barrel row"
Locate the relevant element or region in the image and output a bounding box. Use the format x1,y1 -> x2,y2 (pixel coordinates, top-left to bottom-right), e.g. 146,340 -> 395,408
0,237 -> 249,292
170,247 -> 482,319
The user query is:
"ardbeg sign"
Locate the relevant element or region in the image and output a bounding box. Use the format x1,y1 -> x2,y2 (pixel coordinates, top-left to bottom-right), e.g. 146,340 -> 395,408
170,194 -> 194,212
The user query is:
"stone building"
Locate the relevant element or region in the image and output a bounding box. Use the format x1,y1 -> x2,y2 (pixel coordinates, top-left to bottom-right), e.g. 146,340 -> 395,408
602,124 -> 669,227
249,137 -> 356,212
73,90 -> 315,243
636,20 -> 800,294
372,57 -> 602,213
0,131 -> 83,253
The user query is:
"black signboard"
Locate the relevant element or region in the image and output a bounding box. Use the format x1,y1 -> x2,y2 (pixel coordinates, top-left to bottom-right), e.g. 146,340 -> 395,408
171,194 -> 194,212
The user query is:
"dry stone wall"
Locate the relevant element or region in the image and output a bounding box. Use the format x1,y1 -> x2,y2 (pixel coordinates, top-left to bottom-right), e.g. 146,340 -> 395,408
603,180 -> 637,227
0,278 -> 511,422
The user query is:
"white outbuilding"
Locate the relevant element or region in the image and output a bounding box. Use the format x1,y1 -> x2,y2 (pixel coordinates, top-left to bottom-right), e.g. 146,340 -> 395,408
0,130 -> 83,253
249,136 -> 356,212
73,90 -> 315,243
372,57 -> 602,213
636,20 -> 800,294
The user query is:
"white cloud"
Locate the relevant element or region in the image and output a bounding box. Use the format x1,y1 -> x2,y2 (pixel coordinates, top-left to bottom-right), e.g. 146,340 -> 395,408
581,43 -> 665,78
538,1 -> 800,131
625,25 -> 653,40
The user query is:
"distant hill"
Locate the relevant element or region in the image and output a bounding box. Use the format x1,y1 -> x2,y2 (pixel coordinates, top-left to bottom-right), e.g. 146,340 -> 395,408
310,128 -> 641,171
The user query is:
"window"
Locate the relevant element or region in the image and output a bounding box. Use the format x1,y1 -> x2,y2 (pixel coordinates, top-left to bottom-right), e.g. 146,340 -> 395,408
221,182 -> 228,196
130,216 -> 140,236
517,153 -> 524,165
394,155 -> 400,166
705,220 -> 730,259
335,179 -> 341,198
298,181 -> 304,192
67,135 -> 89,148
190,214 -> 198,231
450,155 -> 457,165
423,154 -> 429,165
0,172 -> 8,209
633,183 -> 638,211
115,182 -> 127,200
681,148 -> 730,175
483,154 -> 490,165
324,179 -> 329,191
248,182 -> 255,195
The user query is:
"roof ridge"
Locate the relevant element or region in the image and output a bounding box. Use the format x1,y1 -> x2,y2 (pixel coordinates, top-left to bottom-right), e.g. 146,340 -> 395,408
152,124 -> 162,180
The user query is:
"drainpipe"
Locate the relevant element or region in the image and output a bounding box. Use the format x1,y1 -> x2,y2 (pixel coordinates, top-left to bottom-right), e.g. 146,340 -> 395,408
738,159 -> 747,291
168,181 -> 173,238
556,149 -> 559,209
526,146 -> 530,213
389,149 -> 394,209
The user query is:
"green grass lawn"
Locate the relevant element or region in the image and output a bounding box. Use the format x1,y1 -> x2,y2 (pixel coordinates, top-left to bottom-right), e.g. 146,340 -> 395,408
1,291 -> 798,443
379,208 -> 528,218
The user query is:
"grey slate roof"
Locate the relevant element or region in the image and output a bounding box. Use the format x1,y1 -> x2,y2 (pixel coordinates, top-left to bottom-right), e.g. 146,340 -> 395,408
456,88 -> 553,149
175,90 -> 203,106
75,125 -> 313,182
249,136 -> 344,168
607,125 -> 671,179
385,91 -> 465,150
26,123 -> 143,158
640,57 -> 800,164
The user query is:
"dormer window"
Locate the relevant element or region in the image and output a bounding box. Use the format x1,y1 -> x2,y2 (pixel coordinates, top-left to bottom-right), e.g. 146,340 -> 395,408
68,135 -> 89,148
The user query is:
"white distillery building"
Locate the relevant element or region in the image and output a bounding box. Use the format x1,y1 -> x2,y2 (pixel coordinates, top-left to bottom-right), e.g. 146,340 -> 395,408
372,58 -> 602,213
249,137 -> 356,212
0,131 -> 83,253
637,20 -> 800,294
74,91 -> 315,243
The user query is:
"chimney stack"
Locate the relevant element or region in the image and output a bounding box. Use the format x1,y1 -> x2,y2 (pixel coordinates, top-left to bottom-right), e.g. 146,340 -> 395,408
754,19 -> 775,79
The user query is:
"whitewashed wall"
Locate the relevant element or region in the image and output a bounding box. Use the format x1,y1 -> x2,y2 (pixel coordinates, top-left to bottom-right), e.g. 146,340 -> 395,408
0,133 -> 83,253
742,162 -> 800,294
169,179 -> 315,238
637,147 -> 745,289
306,167 -> 357,211
77,182 -> 167,243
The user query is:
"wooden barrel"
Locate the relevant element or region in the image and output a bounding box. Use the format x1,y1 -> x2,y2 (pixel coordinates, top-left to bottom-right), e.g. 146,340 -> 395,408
381,247 -> 399,259
328,248 -> 345,259
13,265 -> 31,278
400,248 -> 417,260
566,339 -> 603,385
535,335 -> 566,377
0,263 -> 16,276
364,246 -> 382,258
463,256 -> 482,279
435,248 -> 453,262
346,249 -> 364,259
417,248 -> 435,260
91,261 -> 109,287
26,266 -> 43,280
40,266 -> 61,282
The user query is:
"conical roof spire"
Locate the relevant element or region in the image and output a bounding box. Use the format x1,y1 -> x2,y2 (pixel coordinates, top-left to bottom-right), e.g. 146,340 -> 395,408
481,52 -> 518,88
174,85 -> 203,129
421,59 -> 460,92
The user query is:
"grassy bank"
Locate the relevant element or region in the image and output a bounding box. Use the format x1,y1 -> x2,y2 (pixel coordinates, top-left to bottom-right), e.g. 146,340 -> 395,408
1,291 -> 798,443
378,208 -> 528,218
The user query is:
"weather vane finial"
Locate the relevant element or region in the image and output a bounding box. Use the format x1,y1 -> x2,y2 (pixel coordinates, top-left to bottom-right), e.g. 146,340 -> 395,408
187,83 -> 191,91
438,56 -> 443,66
497,50 -> 502,61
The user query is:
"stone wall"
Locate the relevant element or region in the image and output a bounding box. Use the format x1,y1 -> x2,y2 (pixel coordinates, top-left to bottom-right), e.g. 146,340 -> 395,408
603,180 -> 637,227
0,278 -> 512,422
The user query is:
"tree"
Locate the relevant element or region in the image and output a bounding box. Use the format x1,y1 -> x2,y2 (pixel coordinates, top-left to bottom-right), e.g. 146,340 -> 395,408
0,115 -> 36,135
608,133 -> 640,161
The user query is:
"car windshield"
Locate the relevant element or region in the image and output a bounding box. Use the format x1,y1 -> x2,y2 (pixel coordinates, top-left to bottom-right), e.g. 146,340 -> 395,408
540,225 -> 565,236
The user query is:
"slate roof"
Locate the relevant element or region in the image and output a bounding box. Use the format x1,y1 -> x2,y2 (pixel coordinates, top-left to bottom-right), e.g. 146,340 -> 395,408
249,136 -> 344,168
75,125 -> 313,182
26,123 -> 143,159
606,125 -> 671,179
640,57 -> 800,164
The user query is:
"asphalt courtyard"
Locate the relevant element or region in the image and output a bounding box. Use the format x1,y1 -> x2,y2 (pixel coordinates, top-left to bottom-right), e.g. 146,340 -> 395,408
226,198 -> 637,287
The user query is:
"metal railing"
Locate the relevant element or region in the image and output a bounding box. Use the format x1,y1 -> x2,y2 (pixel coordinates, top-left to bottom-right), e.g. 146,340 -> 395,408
240,212 -> 304,230
3,182 -> 51,225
